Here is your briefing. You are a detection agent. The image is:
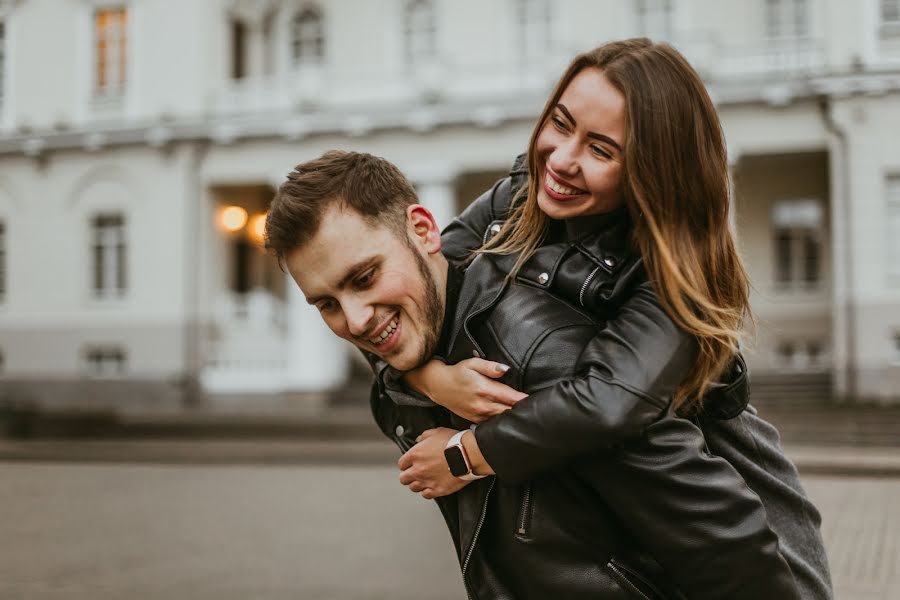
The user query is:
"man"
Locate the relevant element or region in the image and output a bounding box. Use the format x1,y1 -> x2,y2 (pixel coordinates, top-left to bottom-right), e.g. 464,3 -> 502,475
265,150 -> 801,599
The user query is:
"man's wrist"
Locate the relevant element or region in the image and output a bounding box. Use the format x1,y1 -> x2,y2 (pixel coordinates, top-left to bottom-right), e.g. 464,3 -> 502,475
461,428 -> 493,476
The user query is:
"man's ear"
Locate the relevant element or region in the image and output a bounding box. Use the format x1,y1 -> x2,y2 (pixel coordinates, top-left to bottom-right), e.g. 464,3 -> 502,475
407,204 -> 442,255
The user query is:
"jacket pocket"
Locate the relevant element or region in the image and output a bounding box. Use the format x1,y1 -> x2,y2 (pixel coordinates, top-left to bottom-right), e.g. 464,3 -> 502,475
515,483 -> 533,538
605,558 -> 668,600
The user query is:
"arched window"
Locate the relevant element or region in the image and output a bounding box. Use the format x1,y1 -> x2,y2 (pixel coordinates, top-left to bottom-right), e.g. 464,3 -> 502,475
404,0 -> 436,66
292,5 -> 324,65
517,0 -> 550,59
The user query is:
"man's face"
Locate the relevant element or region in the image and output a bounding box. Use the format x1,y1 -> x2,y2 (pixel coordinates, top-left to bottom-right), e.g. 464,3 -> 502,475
286,205 -> 445,372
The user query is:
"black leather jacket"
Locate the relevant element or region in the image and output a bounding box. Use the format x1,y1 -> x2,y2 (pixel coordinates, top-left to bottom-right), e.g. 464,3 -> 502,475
370,158 -> 800,598
441,156 -> 830,599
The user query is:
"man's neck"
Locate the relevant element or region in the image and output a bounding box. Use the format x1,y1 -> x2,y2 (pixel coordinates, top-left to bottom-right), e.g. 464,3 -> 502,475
434,262 -> 462,359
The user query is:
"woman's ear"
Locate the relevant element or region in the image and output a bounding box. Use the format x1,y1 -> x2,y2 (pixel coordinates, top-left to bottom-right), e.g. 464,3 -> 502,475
407,204 -> 443,255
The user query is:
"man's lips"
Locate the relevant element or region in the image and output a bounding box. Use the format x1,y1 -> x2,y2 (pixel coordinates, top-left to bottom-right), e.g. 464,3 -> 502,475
365,313 -> 400,350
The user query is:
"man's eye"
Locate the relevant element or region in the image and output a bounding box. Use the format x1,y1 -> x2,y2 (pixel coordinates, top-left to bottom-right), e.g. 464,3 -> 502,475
356,270 -> 375,287
317,300 -> 336,312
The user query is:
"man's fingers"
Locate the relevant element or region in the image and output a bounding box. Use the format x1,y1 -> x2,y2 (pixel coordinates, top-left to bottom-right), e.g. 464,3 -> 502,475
421,489 -> 435,500
415,428 -> 437,443
408,481 -> 425,493
398,449 -> 415,471
399,470 -> 415,486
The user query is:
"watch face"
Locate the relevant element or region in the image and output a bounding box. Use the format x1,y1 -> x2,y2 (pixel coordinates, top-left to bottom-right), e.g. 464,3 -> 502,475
444,446 -> 469,477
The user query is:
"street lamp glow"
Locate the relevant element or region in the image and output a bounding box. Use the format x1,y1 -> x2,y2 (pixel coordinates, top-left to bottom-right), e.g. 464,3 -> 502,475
248,213 -> 267,244
220,206 -> 248,232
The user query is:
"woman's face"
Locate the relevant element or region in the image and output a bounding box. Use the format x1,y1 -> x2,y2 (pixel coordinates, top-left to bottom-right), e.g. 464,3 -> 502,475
535,67 -> 627,220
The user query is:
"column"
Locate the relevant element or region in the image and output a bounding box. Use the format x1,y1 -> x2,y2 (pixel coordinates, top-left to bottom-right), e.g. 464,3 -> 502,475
284,273 -> 348,392
825,105 -> 851,400
410,164 -> 458,233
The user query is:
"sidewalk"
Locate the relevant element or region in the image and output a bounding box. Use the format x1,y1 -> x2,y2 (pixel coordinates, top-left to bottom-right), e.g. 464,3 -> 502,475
2,402 -> 899,475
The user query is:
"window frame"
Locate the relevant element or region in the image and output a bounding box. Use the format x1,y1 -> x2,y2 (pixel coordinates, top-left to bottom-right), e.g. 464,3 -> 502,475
291,4 -> 325,66
90,213 -> 127,299
83,345 -> 127,378
93,5 -> 128,98
404,0 -> 437,67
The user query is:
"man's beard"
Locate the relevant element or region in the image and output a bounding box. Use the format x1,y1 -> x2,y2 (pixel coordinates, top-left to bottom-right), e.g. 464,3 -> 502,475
409,243 -> 444,369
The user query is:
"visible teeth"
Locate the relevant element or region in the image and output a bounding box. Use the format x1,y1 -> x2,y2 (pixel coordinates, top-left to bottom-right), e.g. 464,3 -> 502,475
370,318 -> 398,345
546,173 -> 583,196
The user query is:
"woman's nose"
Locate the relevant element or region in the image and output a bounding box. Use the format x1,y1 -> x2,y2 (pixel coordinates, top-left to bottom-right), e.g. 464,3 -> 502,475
547,141 -> 579,177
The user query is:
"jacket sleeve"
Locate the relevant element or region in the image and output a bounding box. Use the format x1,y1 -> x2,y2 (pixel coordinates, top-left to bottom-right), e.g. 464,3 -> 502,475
474,279 -> 696,483
574,415 -> 800,600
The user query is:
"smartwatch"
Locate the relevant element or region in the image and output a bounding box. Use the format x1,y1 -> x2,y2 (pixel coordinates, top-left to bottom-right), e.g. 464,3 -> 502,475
444,429 -> 487,481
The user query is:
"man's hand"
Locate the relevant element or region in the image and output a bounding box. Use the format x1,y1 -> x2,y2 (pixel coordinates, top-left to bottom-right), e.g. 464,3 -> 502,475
398,428 -> 471,500
404,358 -> 528,423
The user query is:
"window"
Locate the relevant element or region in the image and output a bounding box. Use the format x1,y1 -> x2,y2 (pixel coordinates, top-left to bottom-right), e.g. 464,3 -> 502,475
883,0 -> 900,25
766,0 -> 808,38
91,214 -> 126,297
0,19 -> 6,104
404,0 -> 436,66
231,19 -> 247,79
292,5 -> 324,65
636,0 -> 673,41
94,7 -> 128,95
893,332 -> 900,363
772,199 -> 823,288
517,0 -> 550,60
887,176 -> 900,279
0,221 -> 5,301
84,346 -> 126,377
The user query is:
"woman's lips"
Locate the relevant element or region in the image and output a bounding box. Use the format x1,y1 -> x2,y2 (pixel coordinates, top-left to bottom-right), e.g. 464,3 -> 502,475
544,171 -> 587,200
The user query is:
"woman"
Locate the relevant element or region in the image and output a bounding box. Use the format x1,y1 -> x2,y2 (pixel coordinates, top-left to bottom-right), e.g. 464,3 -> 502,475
389,39 -> 832,599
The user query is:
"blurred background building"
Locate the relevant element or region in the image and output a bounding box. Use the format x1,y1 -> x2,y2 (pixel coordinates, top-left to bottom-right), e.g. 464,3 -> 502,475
1,0 -> 900,418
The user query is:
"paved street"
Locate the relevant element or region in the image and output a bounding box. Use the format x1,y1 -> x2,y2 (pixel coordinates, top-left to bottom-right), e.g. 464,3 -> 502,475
0,458 -> 897,599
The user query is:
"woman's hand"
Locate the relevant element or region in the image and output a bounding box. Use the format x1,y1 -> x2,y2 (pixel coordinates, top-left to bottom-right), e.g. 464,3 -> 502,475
403,358 -> 528,423
397,428 -> 471,499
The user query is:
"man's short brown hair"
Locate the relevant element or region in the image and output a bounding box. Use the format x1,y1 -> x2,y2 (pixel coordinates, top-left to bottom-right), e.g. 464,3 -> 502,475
264,150 -> 418,264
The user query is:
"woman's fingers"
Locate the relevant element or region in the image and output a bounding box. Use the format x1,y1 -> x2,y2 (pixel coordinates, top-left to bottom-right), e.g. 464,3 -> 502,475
487,380 -> 528,407
464,357 -> 511,379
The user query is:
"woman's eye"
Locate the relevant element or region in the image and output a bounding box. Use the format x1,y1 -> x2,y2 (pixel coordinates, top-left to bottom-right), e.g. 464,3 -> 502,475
590,145 -> 612,159
551,116 -> 567,130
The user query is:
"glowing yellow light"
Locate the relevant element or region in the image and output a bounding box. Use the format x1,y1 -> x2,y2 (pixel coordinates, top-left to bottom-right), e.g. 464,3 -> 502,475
248,213 -> 267,244
220,206 -> 248,232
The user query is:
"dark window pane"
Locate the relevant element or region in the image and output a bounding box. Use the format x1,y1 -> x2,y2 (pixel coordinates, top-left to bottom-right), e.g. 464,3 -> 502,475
775,230 -> 793,284
803,232 -> 820,285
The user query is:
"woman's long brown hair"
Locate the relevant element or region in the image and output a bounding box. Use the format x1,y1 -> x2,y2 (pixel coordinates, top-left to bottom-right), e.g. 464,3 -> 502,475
480,38 -> 752,412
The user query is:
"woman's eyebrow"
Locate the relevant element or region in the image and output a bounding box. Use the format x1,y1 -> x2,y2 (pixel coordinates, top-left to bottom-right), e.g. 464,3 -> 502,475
557,103 -> 623,152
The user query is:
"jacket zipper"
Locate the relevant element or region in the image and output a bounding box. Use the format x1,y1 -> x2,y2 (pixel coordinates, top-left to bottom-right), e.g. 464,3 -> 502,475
516,483 -> 532,537
461,478 -> 495,599
606,559 -> 655,600
578,265 -> 601,307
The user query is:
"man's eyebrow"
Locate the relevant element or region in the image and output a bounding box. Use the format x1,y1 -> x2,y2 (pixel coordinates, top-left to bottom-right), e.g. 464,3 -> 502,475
304,256 -> 381,305
557,103 -> 623,153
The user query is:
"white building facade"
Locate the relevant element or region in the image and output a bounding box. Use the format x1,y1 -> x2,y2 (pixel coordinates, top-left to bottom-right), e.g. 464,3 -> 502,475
1,0 -> 899,412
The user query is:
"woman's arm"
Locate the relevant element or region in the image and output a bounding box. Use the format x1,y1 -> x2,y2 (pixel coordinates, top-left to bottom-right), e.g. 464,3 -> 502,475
474,279 -> 697,483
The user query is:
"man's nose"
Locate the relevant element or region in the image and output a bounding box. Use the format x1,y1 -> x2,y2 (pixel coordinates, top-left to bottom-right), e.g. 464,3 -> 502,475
344,300 -> 375,338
